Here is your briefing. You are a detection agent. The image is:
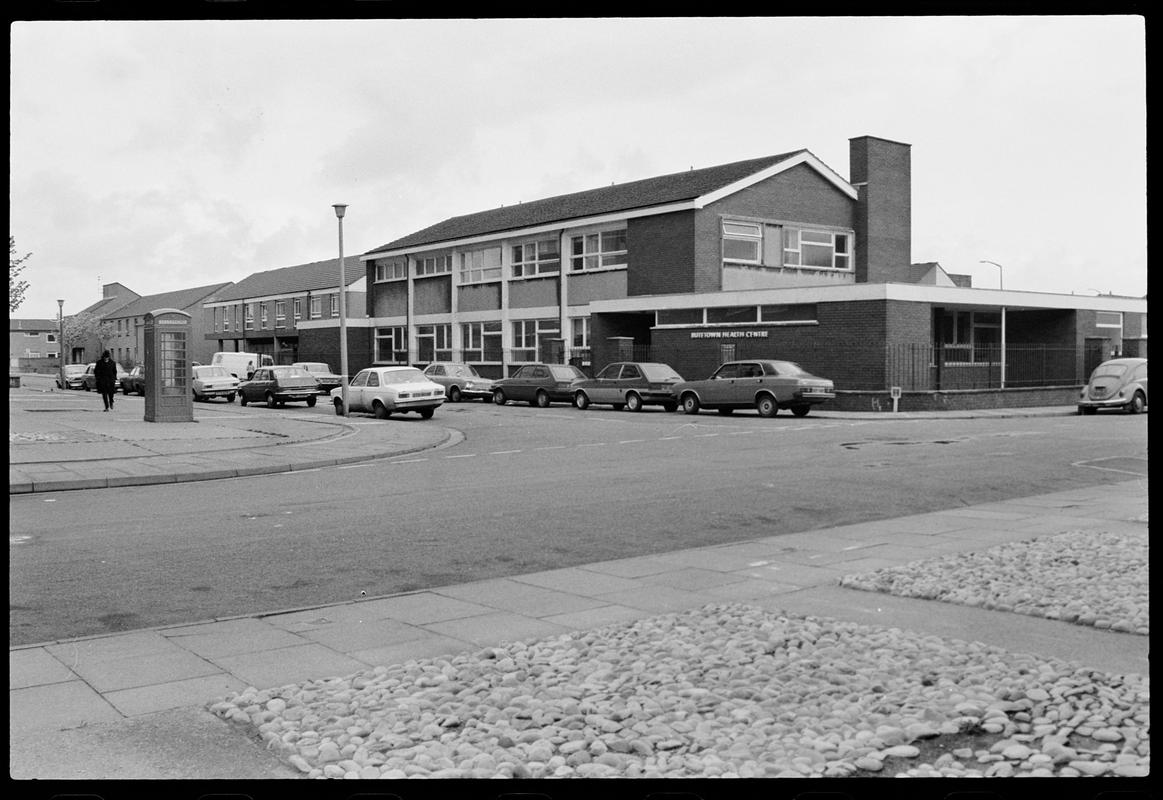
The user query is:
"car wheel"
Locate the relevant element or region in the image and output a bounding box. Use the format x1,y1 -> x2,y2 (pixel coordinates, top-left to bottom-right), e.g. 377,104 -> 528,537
756,394 -> 778,418
663,402 -> 678,413
307,395 -> 317,408
192,391 -> 201,402
448,386 -> 462,403
227,393 -> 236,403
240,393 -> 248,406
1127,392 -> 1145,414
625,392 -> 643,412
266,392 -> 277,409
334,398 -> 345,416
373,401 -> 390,419
791,405 -> 811,417
419,408 -> 435,419
535,390 -> 550,408
493,389 -> 507,405
681,393 -> 700,415
574,392 -> 590,410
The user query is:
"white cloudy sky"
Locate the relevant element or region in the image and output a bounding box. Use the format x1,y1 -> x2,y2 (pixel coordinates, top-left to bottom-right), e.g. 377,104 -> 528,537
9,16 -> 1146,320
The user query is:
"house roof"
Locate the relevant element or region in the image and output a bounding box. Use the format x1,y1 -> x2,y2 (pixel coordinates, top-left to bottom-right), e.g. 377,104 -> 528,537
10,318 -> 58,331
367,150 -> 822,255
212,257 -> 364,303
105,283 -> 233,319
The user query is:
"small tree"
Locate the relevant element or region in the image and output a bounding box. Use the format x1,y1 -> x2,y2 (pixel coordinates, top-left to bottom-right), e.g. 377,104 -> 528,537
61,311 -> 115,363
10,236 -> 31,313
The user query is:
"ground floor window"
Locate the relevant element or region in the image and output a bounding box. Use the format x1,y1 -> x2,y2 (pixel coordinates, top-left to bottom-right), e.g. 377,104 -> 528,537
512,318 -> 559,362
416,324 -> 452,363
375,326 -> 408,363
462,321 -> 503,362
938,310 -> 1001,363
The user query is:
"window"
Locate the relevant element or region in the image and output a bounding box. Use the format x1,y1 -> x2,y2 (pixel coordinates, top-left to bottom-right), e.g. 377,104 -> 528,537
461,247 -> 502,284
656,308 -> 704,326
512,318 -> 559,362
783,228 -> 851,271
570,229 -> 627,271
414,254 -> 453,277
260,304 -> 269,328
46,333 -> 56,343
1096,311 -> 1123,328
331,294 -> 339,316
245,304 -> 255,330
415,324 -> 452,362
462,321 -> 503,362
310,297 -> 322,319
722,221 -> 762,264
375,326 -> 408,363
939,310 -> 1000,363
24,331 -> 38,337
293,298 -> 302,320
275,301 -> 286,326
571,317 -> 590,348
375,259 -> 407,282
761,304 -> 818,323
366,371 -> 380,388
706,306 -> 757,325
512,238 -> 561,278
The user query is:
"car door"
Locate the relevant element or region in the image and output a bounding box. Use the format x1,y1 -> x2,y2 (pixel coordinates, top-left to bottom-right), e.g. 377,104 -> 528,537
344,370 -> 369,411
618,363 -> 644,402
701,362 -> 738,405
507,366 -> 536,401
248,369 -> 271,401
588,363 -> 622,404
732,361 -> 766,407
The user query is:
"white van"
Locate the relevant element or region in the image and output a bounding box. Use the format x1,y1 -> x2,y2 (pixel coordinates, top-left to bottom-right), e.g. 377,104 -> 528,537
211,351 -> 274,380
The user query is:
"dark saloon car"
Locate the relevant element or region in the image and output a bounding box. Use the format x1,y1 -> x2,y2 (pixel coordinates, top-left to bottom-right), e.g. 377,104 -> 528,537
572,362 -> 683,412
422,362 -> 496,402
673,359 -> 835,417
1078,357 -> 1147,415
492,363 -> 588,407
120,366 -> 146,395
293,362 -> 344,395
238,365 -> 320,408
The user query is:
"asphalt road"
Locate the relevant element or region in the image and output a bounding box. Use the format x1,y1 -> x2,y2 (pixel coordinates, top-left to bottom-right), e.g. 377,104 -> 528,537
9,403 -> 1148,646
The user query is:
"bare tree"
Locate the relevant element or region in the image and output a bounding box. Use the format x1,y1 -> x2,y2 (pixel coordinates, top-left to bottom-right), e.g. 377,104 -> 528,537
10,236 -> 31,312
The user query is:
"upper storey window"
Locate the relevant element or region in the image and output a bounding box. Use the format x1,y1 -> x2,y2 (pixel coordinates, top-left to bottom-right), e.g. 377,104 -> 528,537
461,246 -> 502,284
512,238 -> 561,278
722,218 -> 852,272
784,228 -> 850,271
375,259 -> 406,282
570,229 -> 627,272
414,253 -> 453,277
722,221 -> 762,264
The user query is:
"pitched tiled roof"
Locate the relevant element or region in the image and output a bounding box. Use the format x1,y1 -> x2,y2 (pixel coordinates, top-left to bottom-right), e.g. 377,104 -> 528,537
367,151 -> 806,254
212,257 -> 364,303
105,283 -> 233,319
9,318 -> 58,330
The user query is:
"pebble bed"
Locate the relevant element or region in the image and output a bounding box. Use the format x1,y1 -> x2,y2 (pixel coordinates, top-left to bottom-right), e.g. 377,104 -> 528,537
838,529 -> 1149,635
209,602 -> 1149,779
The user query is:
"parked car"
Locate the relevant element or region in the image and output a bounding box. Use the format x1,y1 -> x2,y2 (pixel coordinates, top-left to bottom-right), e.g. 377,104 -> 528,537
238,365 -> 319,408
491,363 -> 588,407
120,366 -> 146,395
293,361 -> 344,395
60,364 -> 89,390
83,362 -> 129,392
332,366 -> 444,419
1078,357 -> 1147,415
572,362 -> 683,412
673,359 -> 835,417
422,362 -> 496,402
192,364 -> 240,402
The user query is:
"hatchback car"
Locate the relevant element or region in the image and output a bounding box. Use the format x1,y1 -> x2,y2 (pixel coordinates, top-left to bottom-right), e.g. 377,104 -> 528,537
120,366 -> 146,395
238,365 -> 320,408
83,362 -> 129,392
192,364 -> 240,402
492,363 -> 588,407
293,362 -> 344,395
572,362 -> 683,412
60,364 -> 89,390
423,362 -> 496,402
332,366 -> 444,419
673,359 -> 835,417
1078,357 -> 1147,415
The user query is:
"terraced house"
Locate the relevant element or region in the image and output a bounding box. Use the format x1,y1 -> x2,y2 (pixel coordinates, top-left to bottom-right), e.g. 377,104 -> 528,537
352,134 -> 1144,410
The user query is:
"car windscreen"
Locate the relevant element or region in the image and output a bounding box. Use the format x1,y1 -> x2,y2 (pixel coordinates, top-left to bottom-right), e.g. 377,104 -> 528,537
195,366 -> 231,378
549,365 -> 585,381
1091,364 -> 1128,380
382,369 -> 428,384
641,364 -> 683,381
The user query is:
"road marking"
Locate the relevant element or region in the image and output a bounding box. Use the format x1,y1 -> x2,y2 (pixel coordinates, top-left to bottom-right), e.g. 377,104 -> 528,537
577,442 -> 608,447
444,453 -> 477,459
617,439 -> 645,445
391,458 -> 429,463
534,445 -> 568,451
489,450 -> 522,455
337,463 -> 372,469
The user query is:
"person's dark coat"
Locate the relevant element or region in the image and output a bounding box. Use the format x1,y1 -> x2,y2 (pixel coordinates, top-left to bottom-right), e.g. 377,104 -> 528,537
94,357 -> 118,394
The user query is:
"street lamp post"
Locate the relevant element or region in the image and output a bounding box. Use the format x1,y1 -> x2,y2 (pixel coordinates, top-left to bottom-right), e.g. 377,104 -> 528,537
57,299 -> 65,390
979,260 -> 1006,388
333,204 -> 349,416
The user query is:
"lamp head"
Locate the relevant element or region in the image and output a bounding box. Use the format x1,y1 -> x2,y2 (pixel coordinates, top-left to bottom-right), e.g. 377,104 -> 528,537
332,204 -> 347,219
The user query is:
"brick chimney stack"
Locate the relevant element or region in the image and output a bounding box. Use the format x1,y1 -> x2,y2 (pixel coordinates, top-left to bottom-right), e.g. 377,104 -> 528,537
849,136 -> 911,284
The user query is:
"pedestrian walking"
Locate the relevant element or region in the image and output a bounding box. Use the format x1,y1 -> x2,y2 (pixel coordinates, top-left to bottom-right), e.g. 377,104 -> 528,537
95,350 -> 118,411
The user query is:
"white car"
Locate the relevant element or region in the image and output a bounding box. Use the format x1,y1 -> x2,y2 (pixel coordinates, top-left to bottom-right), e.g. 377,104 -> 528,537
191,364 -> 241,402
332,366 -> 445,419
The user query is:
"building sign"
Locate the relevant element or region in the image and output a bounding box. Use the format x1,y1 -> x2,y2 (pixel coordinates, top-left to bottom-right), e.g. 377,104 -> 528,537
690,330 -> 769,339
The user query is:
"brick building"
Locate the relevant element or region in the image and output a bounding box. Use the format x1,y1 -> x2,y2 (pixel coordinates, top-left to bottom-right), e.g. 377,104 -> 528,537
355,135 -> 1146,410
